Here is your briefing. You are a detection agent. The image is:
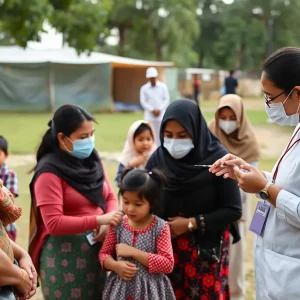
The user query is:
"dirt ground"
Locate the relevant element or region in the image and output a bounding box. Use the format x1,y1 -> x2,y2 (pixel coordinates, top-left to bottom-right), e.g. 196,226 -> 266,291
7,125 -> 291,168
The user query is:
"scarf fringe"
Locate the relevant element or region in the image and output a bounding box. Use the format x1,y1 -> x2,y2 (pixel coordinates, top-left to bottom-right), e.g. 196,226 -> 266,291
0,206 -> 22,226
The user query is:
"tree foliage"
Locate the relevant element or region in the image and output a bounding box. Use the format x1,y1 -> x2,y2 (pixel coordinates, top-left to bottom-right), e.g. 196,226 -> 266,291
49,0 -> 112,53
195,0 -> 300,70
101,0 -> 199,66
0,0 -> 112,53
0,0 -> 52,47
1,0 -> 300,69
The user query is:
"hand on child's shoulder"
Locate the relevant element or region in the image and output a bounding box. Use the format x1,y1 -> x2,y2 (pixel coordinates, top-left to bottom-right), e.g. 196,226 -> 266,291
97,211 -> 123,226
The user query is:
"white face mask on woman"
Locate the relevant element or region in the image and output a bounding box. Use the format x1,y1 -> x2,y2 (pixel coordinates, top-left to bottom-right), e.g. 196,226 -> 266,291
163,137 -> 194,159
219,119 -> 238,135
265,89 -> 300,126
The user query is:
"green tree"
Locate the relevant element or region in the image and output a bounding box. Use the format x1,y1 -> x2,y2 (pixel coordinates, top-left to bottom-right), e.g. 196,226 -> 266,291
50,0 -> 112,54
194,0 -> 222,68
0,0 -> 52,47
196,0 -> 300,71
105,0 -> 138,56
0,0 -> 112,53
123,0 -> 199,66
211,0 -> 267,70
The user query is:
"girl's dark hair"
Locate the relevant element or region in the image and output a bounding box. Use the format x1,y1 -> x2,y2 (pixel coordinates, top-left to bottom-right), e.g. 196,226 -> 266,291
118,168 -> 167,214
0,136 -> 8,155
263,47 -> 300,93
32,104 -> 95,171
133,123 -> 154,140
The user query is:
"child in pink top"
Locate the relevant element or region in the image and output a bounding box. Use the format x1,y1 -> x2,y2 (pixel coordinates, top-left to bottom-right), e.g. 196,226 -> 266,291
99,168 -> 175,300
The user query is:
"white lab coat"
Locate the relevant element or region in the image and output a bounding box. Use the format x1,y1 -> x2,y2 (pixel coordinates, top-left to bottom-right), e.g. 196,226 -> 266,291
255,123 -> 300,300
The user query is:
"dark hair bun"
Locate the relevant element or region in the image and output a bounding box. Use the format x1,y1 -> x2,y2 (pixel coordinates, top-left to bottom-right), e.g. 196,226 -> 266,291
118,168 -> 167,215
148,168 -> 167,188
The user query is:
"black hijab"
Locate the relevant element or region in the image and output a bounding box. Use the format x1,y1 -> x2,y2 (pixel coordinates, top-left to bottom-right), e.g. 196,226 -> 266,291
30,148 -> 105,211
149,99 -> 227,190
147,100 -> 241,245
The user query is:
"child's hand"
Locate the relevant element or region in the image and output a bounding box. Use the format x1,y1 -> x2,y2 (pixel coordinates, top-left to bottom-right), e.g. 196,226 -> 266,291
115,261 -> 138,281
129,155 -> 147,168
116,243 -> 134,258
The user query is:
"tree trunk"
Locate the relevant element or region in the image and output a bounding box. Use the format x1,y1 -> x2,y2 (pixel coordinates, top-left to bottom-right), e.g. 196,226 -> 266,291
153,28 -> 162,61
155,41 -> 162,61
235,40 -> 246,70
199,49 -> 205,68
62,29 -> 67,47
118,25 -> 126,56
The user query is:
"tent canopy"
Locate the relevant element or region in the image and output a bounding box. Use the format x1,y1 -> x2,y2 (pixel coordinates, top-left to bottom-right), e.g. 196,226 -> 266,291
0,46 -> 173,67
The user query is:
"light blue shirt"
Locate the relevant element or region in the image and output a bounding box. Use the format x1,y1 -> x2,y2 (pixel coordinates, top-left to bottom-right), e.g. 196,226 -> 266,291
255,124 -> 300,300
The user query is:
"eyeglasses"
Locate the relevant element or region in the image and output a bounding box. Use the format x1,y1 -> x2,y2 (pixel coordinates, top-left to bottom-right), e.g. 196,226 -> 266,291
264,90 -> 292,107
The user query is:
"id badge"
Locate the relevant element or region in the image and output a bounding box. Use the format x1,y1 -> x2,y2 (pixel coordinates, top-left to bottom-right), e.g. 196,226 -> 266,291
86,232 -> 97,246
249,201 -> 271,236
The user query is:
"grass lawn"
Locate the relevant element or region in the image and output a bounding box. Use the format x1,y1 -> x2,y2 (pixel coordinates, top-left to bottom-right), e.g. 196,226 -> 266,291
1,99 -> 284,154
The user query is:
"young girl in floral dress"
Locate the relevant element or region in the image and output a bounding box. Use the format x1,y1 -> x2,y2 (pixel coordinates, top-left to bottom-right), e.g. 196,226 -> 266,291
99,168 -> 176,300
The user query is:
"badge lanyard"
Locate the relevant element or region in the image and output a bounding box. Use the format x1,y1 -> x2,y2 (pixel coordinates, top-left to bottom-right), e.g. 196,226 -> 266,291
272,126 -> 300,183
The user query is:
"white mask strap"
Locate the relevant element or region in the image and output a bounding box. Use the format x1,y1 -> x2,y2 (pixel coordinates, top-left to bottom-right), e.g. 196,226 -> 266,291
296,101 -> 300,114
282,89 -> 294,105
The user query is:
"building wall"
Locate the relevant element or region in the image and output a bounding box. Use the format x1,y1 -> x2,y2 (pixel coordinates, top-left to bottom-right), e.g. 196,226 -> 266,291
112,67 -> 165,104
178,69 -> 262,101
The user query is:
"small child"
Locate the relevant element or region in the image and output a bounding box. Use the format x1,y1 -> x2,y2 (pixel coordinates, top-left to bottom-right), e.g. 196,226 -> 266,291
0,136 -> 19,241
99,168 -> 175,300
115,120 -> 156,186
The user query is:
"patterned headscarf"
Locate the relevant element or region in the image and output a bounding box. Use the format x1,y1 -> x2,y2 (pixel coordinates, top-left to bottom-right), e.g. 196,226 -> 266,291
0,179 -> 21,261
0,179 -> 22,226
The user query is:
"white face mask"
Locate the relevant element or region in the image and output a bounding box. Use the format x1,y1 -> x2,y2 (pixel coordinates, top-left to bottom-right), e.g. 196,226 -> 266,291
265,89 -> 300,126
163,137 -> 194,159
219,119 -> 238,135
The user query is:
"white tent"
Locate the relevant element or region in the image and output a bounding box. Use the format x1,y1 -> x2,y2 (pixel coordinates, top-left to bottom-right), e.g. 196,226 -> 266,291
0,46 -> 173,66
0,46 -> 176,112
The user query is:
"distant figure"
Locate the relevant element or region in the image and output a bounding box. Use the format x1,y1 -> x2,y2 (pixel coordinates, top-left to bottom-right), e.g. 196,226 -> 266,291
140,67 -> 170,146
224,70 -> 238,95
193,74 -> 201,105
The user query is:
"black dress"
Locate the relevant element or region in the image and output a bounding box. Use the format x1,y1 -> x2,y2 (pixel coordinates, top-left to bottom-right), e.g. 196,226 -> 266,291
146,99 -> 242,300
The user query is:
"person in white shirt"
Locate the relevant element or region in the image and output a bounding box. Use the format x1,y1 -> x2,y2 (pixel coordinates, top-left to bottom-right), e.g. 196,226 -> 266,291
209,47 -> 300,300
140,67 -> 170,146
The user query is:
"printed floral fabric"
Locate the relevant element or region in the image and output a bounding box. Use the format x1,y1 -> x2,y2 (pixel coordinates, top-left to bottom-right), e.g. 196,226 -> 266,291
0,179 -> 21,227
0,220 -> 14,261
169,230 -> 230,300
39,232 -> 106,299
